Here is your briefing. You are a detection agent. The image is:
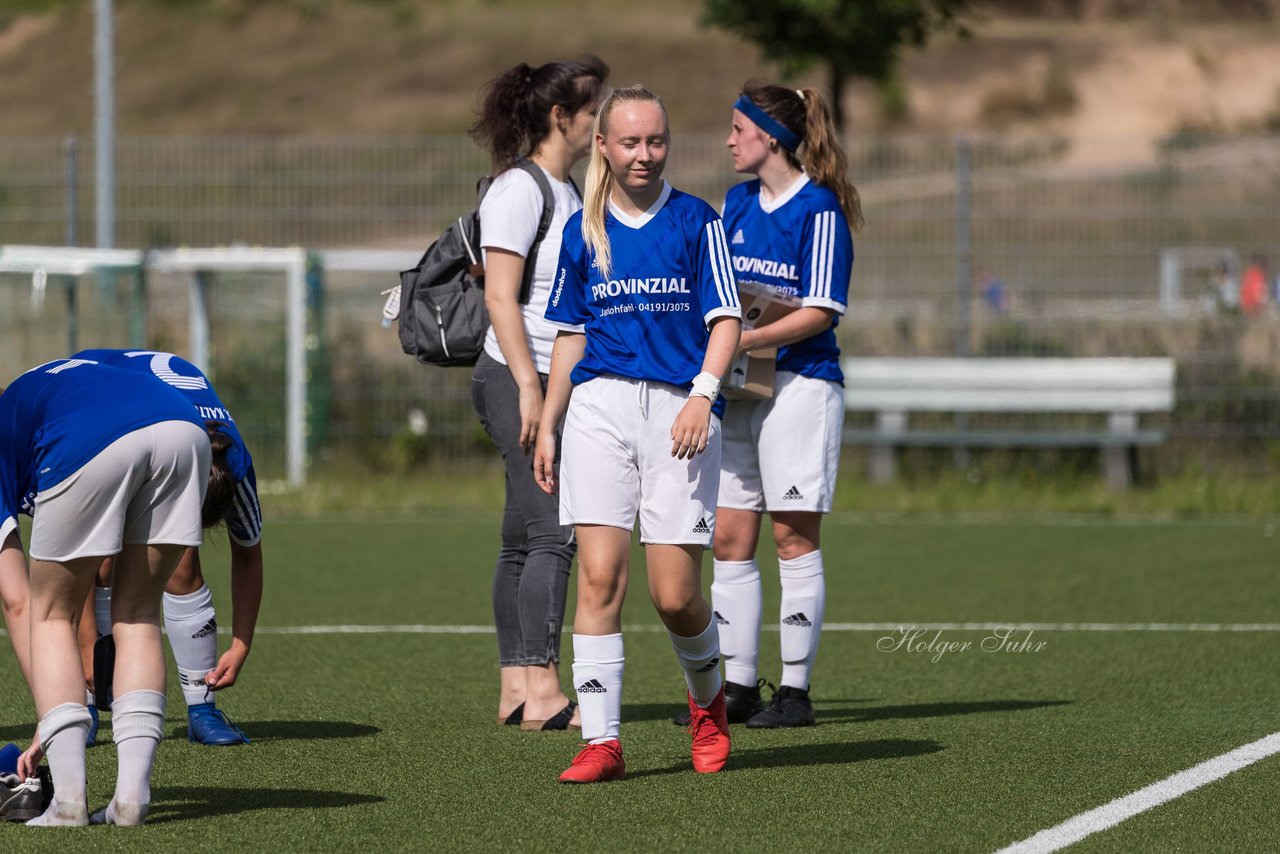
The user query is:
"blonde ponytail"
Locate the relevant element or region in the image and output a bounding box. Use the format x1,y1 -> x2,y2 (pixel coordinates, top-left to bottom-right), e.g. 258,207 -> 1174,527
581,84 -> 667,280
582,107 -> 616,280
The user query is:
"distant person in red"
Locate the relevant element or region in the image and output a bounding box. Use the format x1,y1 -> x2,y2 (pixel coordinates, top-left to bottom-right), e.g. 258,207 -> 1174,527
1240,257 -> 1267,316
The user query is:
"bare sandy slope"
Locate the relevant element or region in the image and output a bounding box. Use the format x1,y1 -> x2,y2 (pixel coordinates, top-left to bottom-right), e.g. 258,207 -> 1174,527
895,19 -> 1280,164
0,4 -> 1277,162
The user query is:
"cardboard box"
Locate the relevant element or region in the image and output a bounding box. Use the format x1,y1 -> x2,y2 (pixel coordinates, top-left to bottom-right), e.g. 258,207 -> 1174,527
724,347 -> 777,400
738,280 -> 799,330
722,281 -> 800,400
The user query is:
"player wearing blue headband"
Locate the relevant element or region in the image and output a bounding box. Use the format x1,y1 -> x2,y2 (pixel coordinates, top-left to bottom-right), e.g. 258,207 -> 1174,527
534,84 -> 743,783
698,81 -> 862,730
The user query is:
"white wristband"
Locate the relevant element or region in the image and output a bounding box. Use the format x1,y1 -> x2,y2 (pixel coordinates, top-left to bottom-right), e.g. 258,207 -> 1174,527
689,371 -> 721,402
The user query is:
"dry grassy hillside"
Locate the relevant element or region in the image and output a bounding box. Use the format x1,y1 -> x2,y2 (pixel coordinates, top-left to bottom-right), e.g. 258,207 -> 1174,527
0,0 -> 1278,155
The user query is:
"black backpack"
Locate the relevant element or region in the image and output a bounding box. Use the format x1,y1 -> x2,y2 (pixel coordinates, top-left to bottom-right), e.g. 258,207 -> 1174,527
396,159 -> 569,367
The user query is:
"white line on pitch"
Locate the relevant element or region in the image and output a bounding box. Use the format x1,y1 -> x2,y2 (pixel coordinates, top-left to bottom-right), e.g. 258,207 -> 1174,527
3,622 -> 1278,638
824,622 -> 1280,632
996,731 -> 1280,854
246,622 -> 1280,635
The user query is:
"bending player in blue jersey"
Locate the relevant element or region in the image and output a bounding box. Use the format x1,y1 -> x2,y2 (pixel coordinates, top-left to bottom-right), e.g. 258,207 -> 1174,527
0,357 -> 232,825
708,82 -> 862,728
534,85 -> 743,784
73,350 -> 261,746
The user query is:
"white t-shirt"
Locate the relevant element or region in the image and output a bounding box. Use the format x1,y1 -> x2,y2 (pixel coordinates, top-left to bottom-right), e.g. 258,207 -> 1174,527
479,164 -> 583,374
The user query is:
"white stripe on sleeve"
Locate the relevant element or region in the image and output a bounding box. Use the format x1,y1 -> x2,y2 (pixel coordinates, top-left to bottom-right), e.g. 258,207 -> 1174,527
230,479 -> 263,546
705,222 -> 733,309
712,221 -> 739,308
810,211 -> 837,301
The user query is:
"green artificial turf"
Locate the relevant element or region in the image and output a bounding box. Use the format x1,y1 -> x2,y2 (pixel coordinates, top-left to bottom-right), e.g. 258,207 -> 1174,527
2,516 -> 1278,851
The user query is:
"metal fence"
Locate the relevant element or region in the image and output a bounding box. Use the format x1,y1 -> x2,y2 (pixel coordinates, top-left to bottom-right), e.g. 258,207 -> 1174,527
2,132 -> 1279,480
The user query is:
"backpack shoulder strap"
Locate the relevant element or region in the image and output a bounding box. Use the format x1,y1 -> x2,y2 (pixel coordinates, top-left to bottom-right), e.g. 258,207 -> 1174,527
512,158 -> 556,305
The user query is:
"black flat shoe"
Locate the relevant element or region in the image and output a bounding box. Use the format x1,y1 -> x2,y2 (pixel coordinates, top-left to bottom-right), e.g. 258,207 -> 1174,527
499,703 -> 525,726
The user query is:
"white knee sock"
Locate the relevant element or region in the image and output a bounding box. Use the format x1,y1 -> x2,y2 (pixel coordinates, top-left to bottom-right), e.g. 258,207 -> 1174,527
106,689 -> 166,823
27,703 -> 92,826
94,586 -> 112,637
778,550 -> 826,690
669,615 -> 723,707
571,634 -> 623,744
163,585 -> 217,708
710,558 -> 762,686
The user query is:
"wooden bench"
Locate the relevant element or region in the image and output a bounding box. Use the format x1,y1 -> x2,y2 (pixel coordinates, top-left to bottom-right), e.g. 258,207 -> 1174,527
841,358 -> 1176,489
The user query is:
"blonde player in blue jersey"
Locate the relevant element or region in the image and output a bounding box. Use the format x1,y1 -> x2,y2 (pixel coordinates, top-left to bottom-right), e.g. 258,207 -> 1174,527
707,82 -> 862,728
533,85 -> 743,783
0,358 -> 231,825
73,349 -> 260,747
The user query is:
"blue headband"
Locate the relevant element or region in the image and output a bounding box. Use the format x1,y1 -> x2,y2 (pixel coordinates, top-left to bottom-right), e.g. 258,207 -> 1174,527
733,95 -> 801,152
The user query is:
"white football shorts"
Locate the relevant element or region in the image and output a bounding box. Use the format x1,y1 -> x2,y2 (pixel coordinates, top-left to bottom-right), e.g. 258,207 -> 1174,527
560,375 -> 721,546
30,420 -> 211,562
718,371 -> 844,514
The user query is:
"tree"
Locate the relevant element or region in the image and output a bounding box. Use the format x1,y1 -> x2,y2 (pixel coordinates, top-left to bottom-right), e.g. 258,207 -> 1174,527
701,0 -> 980,129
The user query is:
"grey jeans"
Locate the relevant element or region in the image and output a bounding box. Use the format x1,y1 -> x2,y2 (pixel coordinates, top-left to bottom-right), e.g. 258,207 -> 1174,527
471,351 -> 575,666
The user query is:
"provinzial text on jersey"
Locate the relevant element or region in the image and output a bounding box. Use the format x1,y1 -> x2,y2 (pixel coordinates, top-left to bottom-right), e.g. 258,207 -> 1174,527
591,277 -> 690,300
733,256 -> 798,281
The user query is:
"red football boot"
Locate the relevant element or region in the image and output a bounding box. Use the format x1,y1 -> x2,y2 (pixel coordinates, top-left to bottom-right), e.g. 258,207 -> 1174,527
687,688 -> 730,773
559,739 -> 625,784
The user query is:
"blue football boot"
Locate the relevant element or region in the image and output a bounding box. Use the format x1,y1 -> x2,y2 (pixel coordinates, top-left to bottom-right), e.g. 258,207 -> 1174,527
186,704 -> 250,746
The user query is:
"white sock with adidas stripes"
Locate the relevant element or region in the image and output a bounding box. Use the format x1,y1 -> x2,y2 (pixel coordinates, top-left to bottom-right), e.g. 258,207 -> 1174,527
163,585 -> 217,708
669,614 -> 723,707
571,633 -> 624,744
710,558 -> 762,686
778,550 -> 825,689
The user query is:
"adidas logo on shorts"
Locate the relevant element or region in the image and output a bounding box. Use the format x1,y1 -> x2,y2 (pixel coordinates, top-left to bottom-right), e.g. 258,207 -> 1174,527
695,656 -> 721,673
732,229 -> 745,245
577,679 -> 607,694
692,518 -> 711,534
713,610 -> 729,626
783,485 -> 804,500
783,612 -> 812,627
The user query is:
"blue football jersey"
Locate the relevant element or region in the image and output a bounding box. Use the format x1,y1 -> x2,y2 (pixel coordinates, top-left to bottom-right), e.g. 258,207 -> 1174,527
546,183 -> 742,392
722,175 -> 853,384
75,349 -> 263,547
0,357 -> 204,545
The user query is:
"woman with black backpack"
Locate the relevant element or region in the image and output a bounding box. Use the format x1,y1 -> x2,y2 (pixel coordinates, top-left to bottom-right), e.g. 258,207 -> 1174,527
468,56 -> 609,732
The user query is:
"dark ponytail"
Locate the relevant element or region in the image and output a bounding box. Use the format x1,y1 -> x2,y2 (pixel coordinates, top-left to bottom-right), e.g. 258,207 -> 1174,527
202,422 -> 236,530
740,81 -> 864,231
470,55 -> 610,173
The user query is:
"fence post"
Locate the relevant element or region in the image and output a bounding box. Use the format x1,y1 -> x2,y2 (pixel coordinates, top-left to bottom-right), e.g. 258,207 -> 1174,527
94,0 -> 115,249
65,136 -> 78,247
306,252 -> 331,455
954,136 -> 972,358
65,135 -> 81,354
130,263 -> 146,348
952,137 -> 974,468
